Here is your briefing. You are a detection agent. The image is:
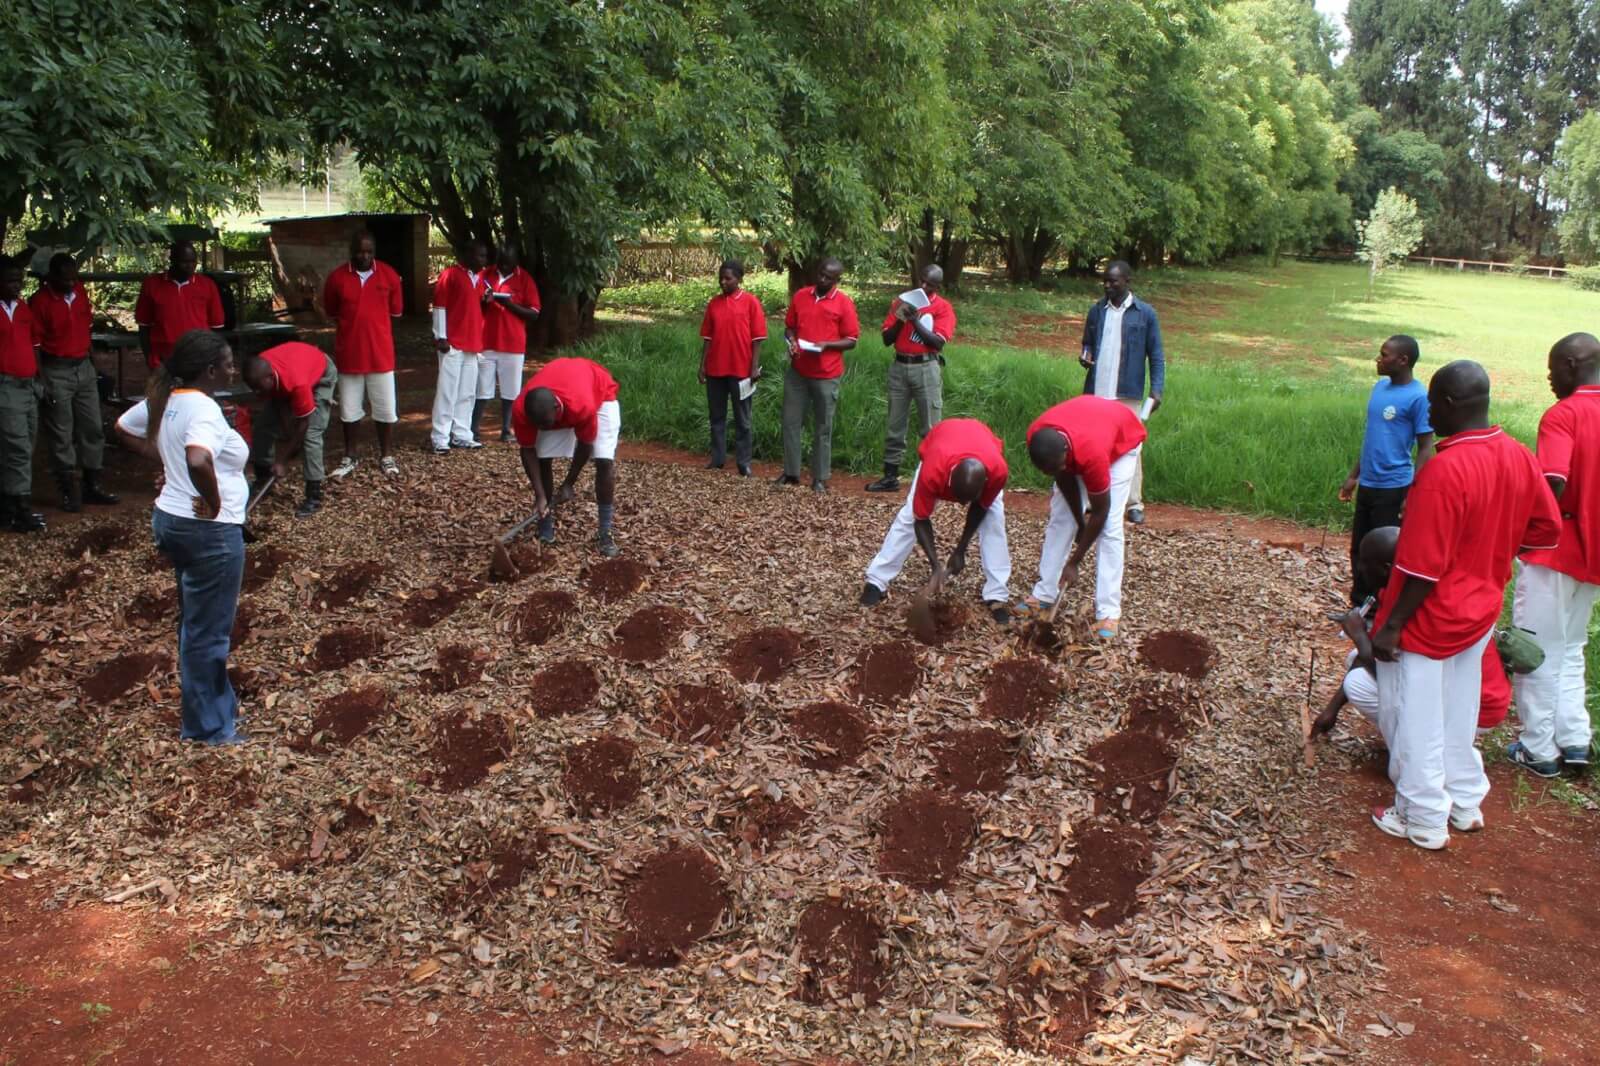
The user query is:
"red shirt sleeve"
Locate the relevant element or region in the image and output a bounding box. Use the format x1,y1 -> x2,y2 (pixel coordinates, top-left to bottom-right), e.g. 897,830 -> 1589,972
1522,472 -> 1563,550
1391,472 -> 1457,582
575,413 -> 599,444
747,295 -> 767,339
205,278 -> 224,328
134,278 -> 155,326
519,273 -> 540,314
285,380 -> 315,419
700,300 -> 715,341
322,273 -> 341,318
1537,403 -> 1576,480
433,270 -> 452,309
931,299 -> 955,341
1074,442 -> 1111,496
386,266 -> 404,316
912,476 -> 938,521
784,298 -> 799,332
839,294 -> 860,339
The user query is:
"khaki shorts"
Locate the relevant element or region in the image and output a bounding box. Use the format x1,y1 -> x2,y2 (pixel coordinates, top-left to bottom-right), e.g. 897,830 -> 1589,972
337,371 -> 398,424
536,400 -> 620,461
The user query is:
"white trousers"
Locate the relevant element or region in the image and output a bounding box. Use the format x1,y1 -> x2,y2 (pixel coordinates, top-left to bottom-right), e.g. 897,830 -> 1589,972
1376,630 -> 1492,829
1342,649 -> 1387,733
864,465 -> 1011,603
430,348 -> 480,448
1117,397 -> 1144,510
1030,447 -> 1138,618
477,351 -> 525,401
1513,562 -> 1600,760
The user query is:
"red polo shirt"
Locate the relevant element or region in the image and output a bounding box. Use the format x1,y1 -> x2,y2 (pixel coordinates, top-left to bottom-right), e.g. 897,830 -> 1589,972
483,267 -> 541,355
1026,396 -> 1146,495
257,342 -> 330,419
882,291 -> 956,357
783,286 -> 860,380
28,283 -> 93,358
322,261 -> 402,375
700,289 -> 767,379
1374,426 -> 1562,658
0,301 -> 39,378
432,264 -> 488,353
912,418 -> 1007,520
510,358 -> 619,448
134,272 -> 224,368
1520,385 -> 1600,585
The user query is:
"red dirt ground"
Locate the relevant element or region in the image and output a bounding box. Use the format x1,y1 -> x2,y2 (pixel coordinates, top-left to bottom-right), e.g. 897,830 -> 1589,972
931,728 -> 1018,794
66,521 -> 135,558
1,635 -> 47,675
229,602 -> 255,648
514,589 -> 578,645
82,652 -> 169,705
295,687 -> 392,750
1122,684 -> 1197,742
981,657 -> 1062,724
795,897 -> 891,1005
527,660 -> 601,718
852,641 -> 921,705
444,834 -> 547,917
309,626 -> 388,672
726,795 -> 807,853
725,626 -> 805,682
652,684 -> 746,745
124,586 -> 177,626
1058,821 -> 1153,929
583,557 -> 648,602
1001,968 -> 1105,1055
1137,629 -> 1216,679
487,542 -> 555,584
612,846 -> 730,967
50,561 -> 99,597
563,735 -> 642,814
315,560 -> 386,609
908,599 -> 971,647
241,544 -> 293,593
398,580 -> 481,629
226,665 -> 258,703
610,605 -> 690,662
789,701 -> 872,770
139,765 -> 260,838
420,644 -> 488,694
428,710 -> 513,792
1085,731 -> 1177,823
877,789 -> 977,890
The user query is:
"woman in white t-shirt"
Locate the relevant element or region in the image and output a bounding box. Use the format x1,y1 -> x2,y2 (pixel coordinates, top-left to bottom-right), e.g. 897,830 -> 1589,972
115,330 -> 250,745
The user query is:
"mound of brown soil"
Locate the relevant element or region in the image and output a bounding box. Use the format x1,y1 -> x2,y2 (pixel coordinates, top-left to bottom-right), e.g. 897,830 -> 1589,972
564,735 -> 641,814
611,606 -> 690,662
910,599 -> 971,647
420,644 -> 487,694
67,523 -> 134,558
82,652 -> 168,705
726,626 -> 805,682
125,587 -> 177,626
853,641 -> 921,705
931,728 -> 1017,794
514,590 -> 578,645
51,563 -> 98,596
242,546 -> 293,593
583,557 -> 648,602
612,846 -> 730,967
316,561 -> 385,609
877,789 -> 976,890
398,580 -> 481,629
2,636 -> 47,676
981,658 -> 1061,724
1001,969 -> 1105,1054
445,835 -> 547,915
1086,731 -> 1177,823
1058,821 -> 1152,928
488,543 -> 554,584
1138,630 -> 1216,679
528,660 -> 601,718
653,684 -> 745,745
789,702 -> 871,770
429,709 -> 513,792
795,898 -> 891,1005
298,687 -> 391,749
1123,686 -> 1196,742
309,627 -> 387,672
727,796 -> 806,852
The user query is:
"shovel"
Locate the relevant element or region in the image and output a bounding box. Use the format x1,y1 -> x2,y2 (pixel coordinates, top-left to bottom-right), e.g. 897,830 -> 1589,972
489,511 -> 544,581
241,475 -> 275,545
907,568 -> 945,645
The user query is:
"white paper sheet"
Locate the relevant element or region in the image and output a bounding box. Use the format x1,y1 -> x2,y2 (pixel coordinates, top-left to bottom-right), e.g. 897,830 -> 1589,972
898,288 -> 930,310
1140,396 -> 1156,421
738,377 -> 755,400
797,339 -> 823,353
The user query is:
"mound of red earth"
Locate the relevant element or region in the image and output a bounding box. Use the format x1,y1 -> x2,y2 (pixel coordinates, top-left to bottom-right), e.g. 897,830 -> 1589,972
428,709 -> 513,791
514,590 -> 578,645
1123,685 -> 1196,742
294,687 -> 392,749
981,657 -> 1061,724
932,727 -> 1017,794
1138,630 -> 1216,679
309,627 -> 387,672
229,603 -> 255,648
82,652 -> 168,705
488,543 -> 554,584
611,606 -> 690,662
911,599 -> 971,647
444,835 -> 547,916
563,735 -> 641,814
653,684 -> 745,745
125,587 -> 177,626
315,561 -> 385,609
50,563 -> 98,597
795,897 -> 891,1005
726,626 -> 805,682
420,644 -> 487,694
1019,616 -> 1065,655
1001,969 -> 1105,1054
241,545 -> 293,593
1058,821 -> 1153,928
853,641 -> 921,705
612,846 -> 730,967
789,702 -> 871,770
398,580 -> 481,629
583,557 -> 648,602
877,788 -> 976,890
528,660 -> 600,717
725,795 -> 806,852
1,636 -> 46,676
67,522 -> 134,558
1086,731 -> 1177,823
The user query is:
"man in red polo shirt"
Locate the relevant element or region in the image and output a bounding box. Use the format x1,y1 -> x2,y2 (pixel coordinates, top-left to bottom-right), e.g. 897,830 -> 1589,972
780,257 -> 859,493
430,241 -> 491,454
866,264 -> 957,494
30,253 -> 118,512
1370,360 -> 1561,849
0,259 -> 45,533
1018,395 -> 1146,639
476,246 -> 541,443
1508,332 -> 1600,777
134,241 -> 224,370
699,259 -> 766,476
242,341 -> 338,519
323,230 -> 403,479
510,356 -> 621,557
861,417 -> 1012,621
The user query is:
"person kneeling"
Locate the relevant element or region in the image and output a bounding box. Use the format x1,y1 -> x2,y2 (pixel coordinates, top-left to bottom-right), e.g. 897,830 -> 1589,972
511,357 -> 621,557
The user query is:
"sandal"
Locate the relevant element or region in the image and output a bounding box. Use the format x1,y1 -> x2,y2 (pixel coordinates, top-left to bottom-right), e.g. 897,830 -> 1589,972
1011,596 -> 1054,619
1093,618 -> 1120,639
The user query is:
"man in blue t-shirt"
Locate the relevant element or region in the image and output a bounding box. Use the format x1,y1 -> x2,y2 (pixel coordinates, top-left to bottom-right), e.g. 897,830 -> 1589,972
1339,334 -> 1435,604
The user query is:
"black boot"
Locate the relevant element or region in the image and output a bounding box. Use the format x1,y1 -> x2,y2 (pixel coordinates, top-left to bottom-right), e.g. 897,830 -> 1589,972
295,480 -> 323,520
82,469 -> 120,505
865,464 -> 900,492
470,398 -> 488,442
499,399 -> 513,441
57,471 -> 82,513
5,495 -> 46,534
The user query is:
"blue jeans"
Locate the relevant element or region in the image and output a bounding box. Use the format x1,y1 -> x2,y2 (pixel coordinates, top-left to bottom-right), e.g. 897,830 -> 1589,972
151,509 -> 244,744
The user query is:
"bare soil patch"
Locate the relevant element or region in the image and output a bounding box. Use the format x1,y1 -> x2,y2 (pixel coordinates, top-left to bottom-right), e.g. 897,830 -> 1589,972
1002,969 -> 1104,1054
398,580 -> 481,629
931,728 -> 1017,794
653,684 -> 745,746
82,652 -> 168,705
487,543 -> 554,584
877,789 -> 976,890
1058,821 -> 1153,929
612,846 -> 730,967
528,660 -> 601,718
1138,630 -> 1216,679
316,560 -> 385,609
852,641 -> 921,705
909,599 -> 971,647
583,557 -> 648,602
50,562 -> 98,597
1123,686 -> 1197,742
981,657 -> 1061,724
611,605 -> 690,662
2,636 -> 47,676
563,735 -> 641,814
125,587 -> 177,626
444,835 -> 547,916
725,795 -> 806,852
795,897 -> 891,1005
67,522 -> 134,558
309,627 -> 388,672
514,590 -> 578,645
428,709 -> 513,792
420,644 -> 487,694
294,687 -> 392,750
242,545 -> 293,593
788,702 -> 871,770
227,665 -> 258,702
230,602 -> 255,648
1086,731 -> 1177,823
726,626 -> 805,682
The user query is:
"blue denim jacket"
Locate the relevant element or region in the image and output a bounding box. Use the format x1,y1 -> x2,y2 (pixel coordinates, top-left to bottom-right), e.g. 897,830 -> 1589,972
1080,295 -> 1165,400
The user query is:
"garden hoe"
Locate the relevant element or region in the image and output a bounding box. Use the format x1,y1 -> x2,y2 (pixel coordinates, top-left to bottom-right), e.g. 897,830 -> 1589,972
241,475 -> 275,545
489,511 -> 544,581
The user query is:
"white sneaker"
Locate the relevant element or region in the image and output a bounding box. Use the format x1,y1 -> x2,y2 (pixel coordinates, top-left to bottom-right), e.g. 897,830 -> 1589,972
451,437 -> 484,450
380,456 -> 400,477
331,456 -> 359,480
1449,807 -> 1485,832
1371,805 -> 1448,850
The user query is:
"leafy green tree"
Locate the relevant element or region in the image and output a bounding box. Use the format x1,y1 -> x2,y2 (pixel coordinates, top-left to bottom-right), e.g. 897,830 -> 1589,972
1356,186 -> 1425,279
1553,111 -> 1600,262
1339,108 -> 1448,224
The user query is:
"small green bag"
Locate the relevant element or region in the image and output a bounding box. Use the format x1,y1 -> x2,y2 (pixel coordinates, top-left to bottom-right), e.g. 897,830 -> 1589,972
1496,625 -> 1545,675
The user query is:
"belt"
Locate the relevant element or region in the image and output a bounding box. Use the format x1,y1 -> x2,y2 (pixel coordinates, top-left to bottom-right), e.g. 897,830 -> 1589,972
894,354 -> 935,365
39,351 -> 90,363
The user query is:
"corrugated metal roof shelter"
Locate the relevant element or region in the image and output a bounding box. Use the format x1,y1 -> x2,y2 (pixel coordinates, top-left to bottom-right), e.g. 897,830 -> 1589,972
262,212 -> 431,318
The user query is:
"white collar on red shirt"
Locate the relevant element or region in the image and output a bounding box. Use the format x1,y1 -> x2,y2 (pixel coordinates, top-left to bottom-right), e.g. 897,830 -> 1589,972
812,285 -> 840,301
1436,425 -> 1503,451
0,300 -> 16,320
166,272 -> 195,289
1571,384 -> 1600,398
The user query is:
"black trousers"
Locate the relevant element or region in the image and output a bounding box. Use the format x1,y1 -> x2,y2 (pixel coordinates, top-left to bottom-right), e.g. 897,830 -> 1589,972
706,376 -> 752,468
1350,484 -> 1409,604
